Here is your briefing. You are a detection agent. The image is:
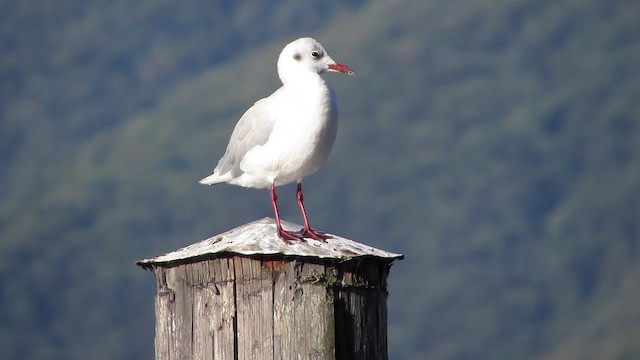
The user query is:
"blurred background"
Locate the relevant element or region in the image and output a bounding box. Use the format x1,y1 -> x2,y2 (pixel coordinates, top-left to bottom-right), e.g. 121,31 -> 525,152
2,0 -> 639,359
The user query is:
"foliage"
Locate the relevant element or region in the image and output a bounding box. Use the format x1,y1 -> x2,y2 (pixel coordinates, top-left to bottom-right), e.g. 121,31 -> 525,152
1,0 -> 639,359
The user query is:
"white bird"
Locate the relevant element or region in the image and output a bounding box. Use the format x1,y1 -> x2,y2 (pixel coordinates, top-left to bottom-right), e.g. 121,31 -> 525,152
199,37 -> 354,241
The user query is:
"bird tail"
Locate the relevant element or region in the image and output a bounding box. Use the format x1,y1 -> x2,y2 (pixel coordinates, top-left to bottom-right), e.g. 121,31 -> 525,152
198,172 -> 232,185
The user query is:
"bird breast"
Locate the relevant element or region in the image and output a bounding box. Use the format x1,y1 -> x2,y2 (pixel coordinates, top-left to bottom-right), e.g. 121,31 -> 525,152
242,81 -> 338,184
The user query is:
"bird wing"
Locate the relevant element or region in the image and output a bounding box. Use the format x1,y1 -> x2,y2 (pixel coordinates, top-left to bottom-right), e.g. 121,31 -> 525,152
213,96 -> 278,179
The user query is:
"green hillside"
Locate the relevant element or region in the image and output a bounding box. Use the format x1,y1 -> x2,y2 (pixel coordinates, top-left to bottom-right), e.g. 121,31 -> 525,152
2,0 -> 640,359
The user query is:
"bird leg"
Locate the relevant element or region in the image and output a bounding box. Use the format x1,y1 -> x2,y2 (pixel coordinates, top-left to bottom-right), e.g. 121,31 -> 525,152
295,182 -> 330,241
270,182 -> 303,242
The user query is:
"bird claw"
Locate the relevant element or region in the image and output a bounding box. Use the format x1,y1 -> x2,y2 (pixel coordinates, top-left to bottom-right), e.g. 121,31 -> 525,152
277,228 -> 331,243
277,228 -> 304,243
296,228 -> 331,242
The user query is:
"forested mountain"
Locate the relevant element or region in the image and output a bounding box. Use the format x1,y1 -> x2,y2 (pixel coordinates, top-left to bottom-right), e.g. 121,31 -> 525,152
1,0 -> 639,359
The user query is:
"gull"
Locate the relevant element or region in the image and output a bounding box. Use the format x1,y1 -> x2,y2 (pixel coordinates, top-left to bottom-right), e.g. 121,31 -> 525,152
199,37 -> 354,241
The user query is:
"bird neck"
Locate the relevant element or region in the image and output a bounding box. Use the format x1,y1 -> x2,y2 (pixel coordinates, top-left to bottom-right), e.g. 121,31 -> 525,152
279,70 -> 327,90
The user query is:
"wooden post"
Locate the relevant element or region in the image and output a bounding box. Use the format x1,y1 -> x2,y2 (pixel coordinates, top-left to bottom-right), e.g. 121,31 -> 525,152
137,218 -> 403,360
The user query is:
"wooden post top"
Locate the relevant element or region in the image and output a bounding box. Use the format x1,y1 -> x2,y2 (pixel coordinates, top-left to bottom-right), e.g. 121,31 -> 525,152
136,217 -> 403,269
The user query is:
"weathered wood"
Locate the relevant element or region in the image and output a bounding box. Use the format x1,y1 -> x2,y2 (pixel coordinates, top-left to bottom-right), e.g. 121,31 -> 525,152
192,264 -> 212,360
211,258 -> 236,360
235,257 -> 274,359
272,261 -> 335,360
334,260 -> 390,359
294,262 -> 334,359
154,267 -> 172,360
168,265 -> 193,359
139,219 -> 403,360
191,259 -> 236,360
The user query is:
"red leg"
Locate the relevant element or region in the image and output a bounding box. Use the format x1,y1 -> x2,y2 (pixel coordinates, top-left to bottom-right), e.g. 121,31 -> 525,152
295,182 -> 330,241
270,182 -> 302,242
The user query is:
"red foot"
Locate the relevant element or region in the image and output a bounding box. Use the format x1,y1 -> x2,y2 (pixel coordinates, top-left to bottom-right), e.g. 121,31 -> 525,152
277,228 -> 304,243
296,228 -> 331,242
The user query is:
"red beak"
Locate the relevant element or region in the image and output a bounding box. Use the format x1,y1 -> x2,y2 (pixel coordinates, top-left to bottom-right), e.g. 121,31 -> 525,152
328,63 -> 355,76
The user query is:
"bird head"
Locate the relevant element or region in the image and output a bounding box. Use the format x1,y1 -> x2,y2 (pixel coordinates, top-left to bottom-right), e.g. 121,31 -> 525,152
277,37 -> 354,84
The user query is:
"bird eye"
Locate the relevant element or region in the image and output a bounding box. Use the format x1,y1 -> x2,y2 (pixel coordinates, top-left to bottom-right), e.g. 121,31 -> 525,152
310,50 -> 322,59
